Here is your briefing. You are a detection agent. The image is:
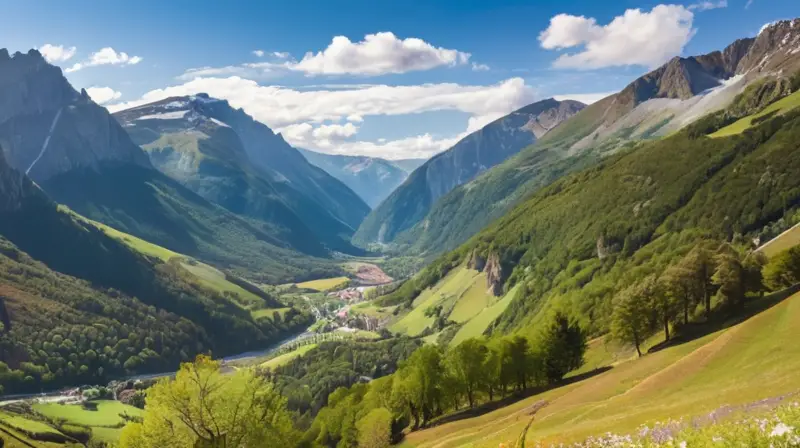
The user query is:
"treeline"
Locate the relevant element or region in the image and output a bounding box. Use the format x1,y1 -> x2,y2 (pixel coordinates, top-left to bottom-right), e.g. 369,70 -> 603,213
264,337 -> 421,420
610,242 -> 769,355
302,312 -> 586,447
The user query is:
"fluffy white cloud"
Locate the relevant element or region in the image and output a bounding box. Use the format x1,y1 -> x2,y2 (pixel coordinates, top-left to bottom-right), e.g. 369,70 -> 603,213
539,5 -> 696,69
85,86 -> 122,104
287,32 -> 471,75
688,0 -> 727,11
273,51 -> 290,59
66,47 -> 143,73
108,76 -> 535,158
252,50 -> 265,57
38,44 -> 77,63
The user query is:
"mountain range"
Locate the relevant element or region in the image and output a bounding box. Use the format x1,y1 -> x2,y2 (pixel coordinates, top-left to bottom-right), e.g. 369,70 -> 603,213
353,98 -> 586,247
365,19 -> 800,257
297,148 -> 425,208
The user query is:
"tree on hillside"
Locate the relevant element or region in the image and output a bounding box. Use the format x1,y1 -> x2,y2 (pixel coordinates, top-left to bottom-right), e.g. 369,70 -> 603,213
392,345 -> 445,428
539,312 -> 587,383
446,338 -> 487,408
611,283 -> 652,357
661,264 -> 700,325
763,246 -> 800,291
742,251 -> 767,297
652,275 -> 681,341
713,244 -> 746,309
683,246 -> 716,320
508,335 -> 537,391
119,355 -> 296,448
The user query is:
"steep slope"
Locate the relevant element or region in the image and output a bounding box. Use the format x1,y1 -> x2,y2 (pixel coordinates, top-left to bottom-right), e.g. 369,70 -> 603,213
383,82 -> 800,341
353,99 -> 585,246
298,148 -> 425,207
0,149 -> 311,394
0,49 -> 342,283
114,96 -> 366,254
389,20 -> 800,256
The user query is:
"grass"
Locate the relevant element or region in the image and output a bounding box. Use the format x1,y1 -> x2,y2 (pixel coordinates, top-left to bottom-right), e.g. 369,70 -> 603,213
402,291 -> 800,447
33,400 -> 143,427
180,261 -> 264,308
352,301 -> 397,320
61,205 -> 179,262
447,273 -> 491,323
90,426 -> 124,443
0,412 -> 64,437
251,307 -> 291,320
294,276 -> 350,292
710,90 -> 800,138
261,344 -> 318,369
757,222 -> 800,258
449,284 -> 520,347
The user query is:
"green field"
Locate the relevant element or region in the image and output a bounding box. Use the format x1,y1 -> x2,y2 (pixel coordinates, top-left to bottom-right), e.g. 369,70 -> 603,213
0,411 -> 65,437
251,307 -> 291,320
757,223 -> 800,258
710,89 -> 800,138
448,284 -> 520,347
33,400 -> 143,427
261,344 -> 319,369
294,276 -> 350,291
403,291 -> 800,447
389,266 -> 518,345
180,261 -> 266,309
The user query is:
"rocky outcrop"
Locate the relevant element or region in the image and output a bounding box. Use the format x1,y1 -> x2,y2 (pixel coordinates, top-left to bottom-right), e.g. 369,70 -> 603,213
467,249 -> 487,272
0,148 -> 40,212
0,49 -> 151,182
484,253 -> 503,296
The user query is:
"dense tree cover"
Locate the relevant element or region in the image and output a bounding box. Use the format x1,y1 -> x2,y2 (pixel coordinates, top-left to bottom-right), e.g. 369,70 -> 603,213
120,355 -> 296,447
381,97 -> 800,340
764,246 -> 800,290
264,338 -> 421,418
304,313 -> 586,446
0,235 -> 310,394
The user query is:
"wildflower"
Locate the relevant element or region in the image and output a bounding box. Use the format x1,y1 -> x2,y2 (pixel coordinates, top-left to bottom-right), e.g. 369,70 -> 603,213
770,422 -> 793,437
679,441 -> 687,448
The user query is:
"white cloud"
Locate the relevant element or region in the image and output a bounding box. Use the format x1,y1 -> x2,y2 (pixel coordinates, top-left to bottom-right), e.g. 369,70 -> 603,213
745,0 -> 754,9
66,47 -> 143,73
85,86 -> 122,104
312,122 -> 359,140
38,44 -> 77,63
108,76 -> 535,159
471,62 -> 490,71
273,51 -> 290,59
253,50 -> 265,57
287,32 -> 471,75
687,0 -> 727,11
553,91 -> 615,105
539,5 -> 696,69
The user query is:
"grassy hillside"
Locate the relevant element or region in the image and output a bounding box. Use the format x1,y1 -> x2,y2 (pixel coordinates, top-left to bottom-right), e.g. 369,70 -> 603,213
402,291 -> 800,447
711,89 -> 800,138
381,94 -> 800,341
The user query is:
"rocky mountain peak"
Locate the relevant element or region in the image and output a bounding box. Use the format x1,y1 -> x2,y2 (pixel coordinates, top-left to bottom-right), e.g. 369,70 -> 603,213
736,19 -> 800,74
0,49 -> 151,182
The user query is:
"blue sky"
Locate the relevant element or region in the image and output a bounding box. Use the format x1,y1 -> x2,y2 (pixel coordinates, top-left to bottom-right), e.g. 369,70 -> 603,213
2,0 -> 797,159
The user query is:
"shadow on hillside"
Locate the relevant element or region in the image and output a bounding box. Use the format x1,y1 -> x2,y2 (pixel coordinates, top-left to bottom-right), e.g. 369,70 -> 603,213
424,366 -> 612,429
648,283 -> 800,355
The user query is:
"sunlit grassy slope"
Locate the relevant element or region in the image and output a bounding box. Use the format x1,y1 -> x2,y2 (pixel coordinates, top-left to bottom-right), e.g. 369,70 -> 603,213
403,291 -> 800,447
388,266 -> 516,344
710,90 -> 800,138
294,276 -> 350,291
757,222 -> 800,258
261,343 -> 319,369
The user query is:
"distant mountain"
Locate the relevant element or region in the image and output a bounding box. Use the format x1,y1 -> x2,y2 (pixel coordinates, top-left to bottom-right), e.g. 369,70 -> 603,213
0,49 -> 343,283
298,148 -> 426,207
114,95 -> 370,254
380,19 -> 800,256
353,98 -> 585,246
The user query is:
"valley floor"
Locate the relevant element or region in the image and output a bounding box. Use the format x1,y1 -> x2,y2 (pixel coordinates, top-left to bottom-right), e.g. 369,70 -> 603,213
401,289 -> 800,447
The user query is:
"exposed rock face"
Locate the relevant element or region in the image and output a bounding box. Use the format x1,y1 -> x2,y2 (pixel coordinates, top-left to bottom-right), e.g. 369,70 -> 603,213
354,98 -> 586,246
736,19 -> 800,75
0,148 -> 39,212
0,49 -> 151,182
484,253 -> 503,297
467,249 -> 487,272
114,95 -> 370,254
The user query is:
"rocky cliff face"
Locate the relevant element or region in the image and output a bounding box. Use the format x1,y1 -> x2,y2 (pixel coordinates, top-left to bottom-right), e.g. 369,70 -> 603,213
0,148 -> 39,212
0,49 -> 151,182
353,98 -> 585,246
